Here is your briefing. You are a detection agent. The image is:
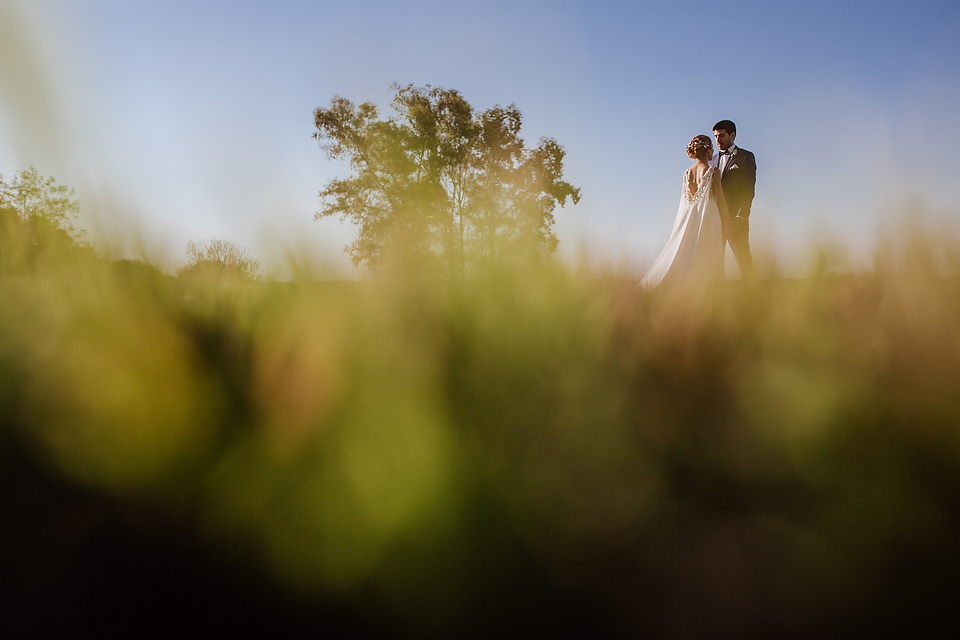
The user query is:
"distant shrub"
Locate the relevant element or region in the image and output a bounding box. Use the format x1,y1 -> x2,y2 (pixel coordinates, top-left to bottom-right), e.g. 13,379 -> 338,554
178,238 -> 262,281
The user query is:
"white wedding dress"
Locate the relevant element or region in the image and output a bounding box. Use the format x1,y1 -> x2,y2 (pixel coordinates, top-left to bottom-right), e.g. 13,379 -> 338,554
640,166 -> 724,288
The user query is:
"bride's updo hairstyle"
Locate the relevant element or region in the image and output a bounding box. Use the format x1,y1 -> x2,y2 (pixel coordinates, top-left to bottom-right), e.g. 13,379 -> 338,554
686,135 -> 713,162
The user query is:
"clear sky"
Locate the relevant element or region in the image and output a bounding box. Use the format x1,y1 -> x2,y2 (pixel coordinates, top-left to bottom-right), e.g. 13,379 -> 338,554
2,0 -> 959,276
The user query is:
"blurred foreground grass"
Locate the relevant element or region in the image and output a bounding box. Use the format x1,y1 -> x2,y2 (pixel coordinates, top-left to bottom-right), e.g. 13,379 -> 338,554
2,231 -> 960,637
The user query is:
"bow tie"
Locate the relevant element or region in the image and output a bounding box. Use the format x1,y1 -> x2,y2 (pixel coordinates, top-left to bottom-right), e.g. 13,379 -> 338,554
720,150 -> 732,155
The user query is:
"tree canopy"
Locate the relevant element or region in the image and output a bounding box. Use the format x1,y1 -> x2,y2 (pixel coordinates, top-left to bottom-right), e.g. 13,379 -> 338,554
0,167 -> 93,273
313,84 -> 580,276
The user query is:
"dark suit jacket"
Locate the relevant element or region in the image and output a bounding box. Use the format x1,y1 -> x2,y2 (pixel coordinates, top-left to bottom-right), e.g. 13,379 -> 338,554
717,147 -> 756,219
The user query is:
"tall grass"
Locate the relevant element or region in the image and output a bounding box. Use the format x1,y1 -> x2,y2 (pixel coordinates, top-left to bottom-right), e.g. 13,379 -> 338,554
2,226 -> 960,636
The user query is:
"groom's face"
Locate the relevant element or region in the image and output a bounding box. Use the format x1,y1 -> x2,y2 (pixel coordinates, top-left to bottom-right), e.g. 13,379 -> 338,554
714,129 -> 735,151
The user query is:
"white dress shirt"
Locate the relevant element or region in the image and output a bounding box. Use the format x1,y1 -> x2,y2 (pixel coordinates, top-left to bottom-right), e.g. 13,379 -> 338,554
717,144 -> 737,173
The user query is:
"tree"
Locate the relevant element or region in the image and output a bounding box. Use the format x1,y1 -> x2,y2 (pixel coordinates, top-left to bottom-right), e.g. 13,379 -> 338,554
0,167 -> 93,273
178,238 -> 262,281
313,84 -> 580,276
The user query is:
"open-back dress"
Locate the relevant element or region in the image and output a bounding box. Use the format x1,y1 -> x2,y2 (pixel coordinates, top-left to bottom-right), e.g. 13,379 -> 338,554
640,165 -> 723,288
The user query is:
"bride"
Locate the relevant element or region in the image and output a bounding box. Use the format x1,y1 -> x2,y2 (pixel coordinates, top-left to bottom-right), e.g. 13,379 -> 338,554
640,135 -> 731,288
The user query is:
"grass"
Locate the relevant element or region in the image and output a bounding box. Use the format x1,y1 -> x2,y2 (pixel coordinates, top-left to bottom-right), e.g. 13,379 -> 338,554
2,232 -> 960,636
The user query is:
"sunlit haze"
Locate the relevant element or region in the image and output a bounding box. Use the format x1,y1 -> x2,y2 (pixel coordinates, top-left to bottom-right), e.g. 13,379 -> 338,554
2,0 -> 959,276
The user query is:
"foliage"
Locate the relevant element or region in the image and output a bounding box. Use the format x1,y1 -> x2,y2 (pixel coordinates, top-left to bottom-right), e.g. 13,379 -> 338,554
3,227 -> 960,635
178,238 -> 262,281
0,166 -> 94,273
114,258 -> 166,280
313,83 -> 581,276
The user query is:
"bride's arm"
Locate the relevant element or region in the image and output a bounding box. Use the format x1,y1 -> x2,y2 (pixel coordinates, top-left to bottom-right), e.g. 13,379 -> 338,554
713,172 -> 732,227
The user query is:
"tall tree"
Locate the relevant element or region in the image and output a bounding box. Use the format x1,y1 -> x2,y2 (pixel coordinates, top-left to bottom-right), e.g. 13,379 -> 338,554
0,167 -> 92,273
313,84 -> 580,276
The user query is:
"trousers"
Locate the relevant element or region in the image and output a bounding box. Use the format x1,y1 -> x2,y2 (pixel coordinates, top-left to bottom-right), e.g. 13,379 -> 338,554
726,217 -> 753,280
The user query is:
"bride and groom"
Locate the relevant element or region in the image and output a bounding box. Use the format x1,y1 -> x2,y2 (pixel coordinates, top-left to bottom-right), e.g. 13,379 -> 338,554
640,120 -> 756,288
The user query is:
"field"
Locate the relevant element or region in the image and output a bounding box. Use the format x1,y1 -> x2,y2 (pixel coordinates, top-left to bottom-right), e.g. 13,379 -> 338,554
2,229 -> 960,637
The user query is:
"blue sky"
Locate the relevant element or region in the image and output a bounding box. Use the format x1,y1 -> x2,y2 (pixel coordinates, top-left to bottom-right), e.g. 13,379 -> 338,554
2,0 -> 959,276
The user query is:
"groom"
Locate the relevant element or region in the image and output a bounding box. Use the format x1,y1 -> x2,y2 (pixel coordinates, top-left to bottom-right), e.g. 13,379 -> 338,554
712,120 -> 756,280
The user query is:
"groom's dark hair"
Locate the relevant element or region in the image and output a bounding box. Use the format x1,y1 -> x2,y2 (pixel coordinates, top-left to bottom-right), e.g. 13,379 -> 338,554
713,120 -> 737,135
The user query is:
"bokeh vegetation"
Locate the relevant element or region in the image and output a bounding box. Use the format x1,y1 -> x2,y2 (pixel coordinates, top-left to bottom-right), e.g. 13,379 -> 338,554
2,182 -> 960,635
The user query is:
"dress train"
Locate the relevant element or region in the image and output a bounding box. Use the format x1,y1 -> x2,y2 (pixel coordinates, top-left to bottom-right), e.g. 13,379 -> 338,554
640,166 -> 723,288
